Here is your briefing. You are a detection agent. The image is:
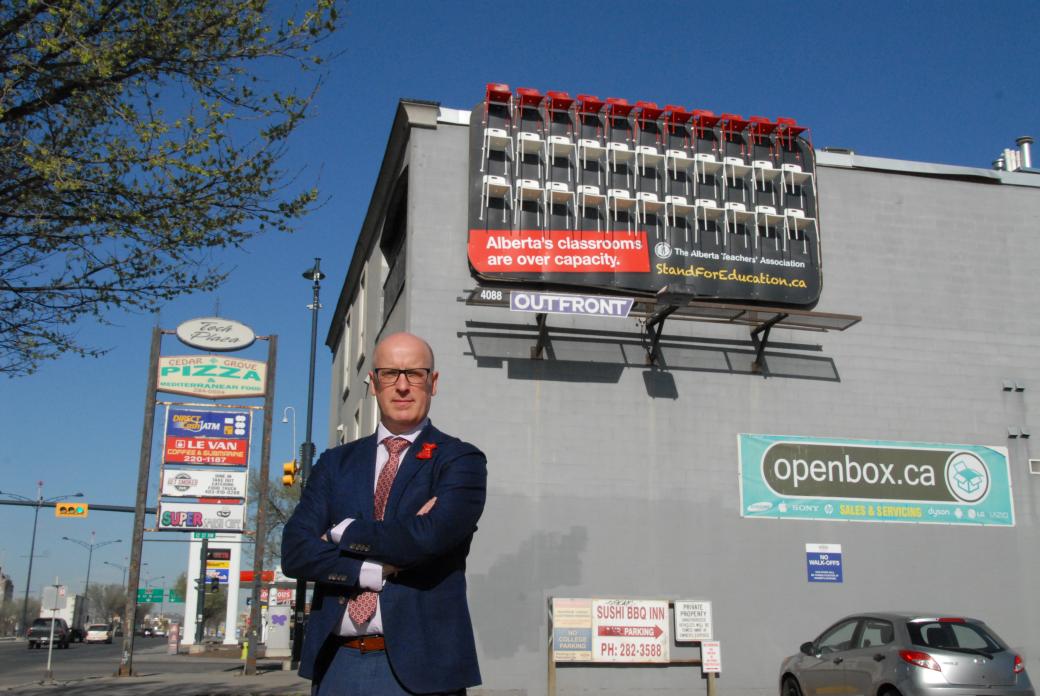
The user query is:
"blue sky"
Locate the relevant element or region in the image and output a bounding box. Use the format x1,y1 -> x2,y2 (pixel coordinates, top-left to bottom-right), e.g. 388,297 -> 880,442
1,0 -> 1038,610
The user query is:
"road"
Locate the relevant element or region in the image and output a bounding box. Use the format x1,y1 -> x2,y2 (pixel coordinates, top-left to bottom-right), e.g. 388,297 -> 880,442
0,637 -> 198,688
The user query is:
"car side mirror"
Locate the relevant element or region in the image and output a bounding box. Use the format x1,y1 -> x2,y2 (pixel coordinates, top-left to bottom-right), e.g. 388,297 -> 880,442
800,641 -> 816,656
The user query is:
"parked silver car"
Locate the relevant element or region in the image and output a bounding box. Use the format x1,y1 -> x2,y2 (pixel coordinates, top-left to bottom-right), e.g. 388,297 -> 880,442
780,612 -> 1034,696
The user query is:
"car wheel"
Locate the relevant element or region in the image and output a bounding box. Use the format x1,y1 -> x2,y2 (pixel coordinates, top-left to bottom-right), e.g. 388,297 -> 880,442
879,689 -> 903,696
782,676 -> 804,696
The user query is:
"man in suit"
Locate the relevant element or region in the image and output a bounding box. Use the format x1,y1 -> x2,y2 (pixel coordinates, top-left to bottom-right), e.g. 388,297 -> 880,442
282,332 -> 487,695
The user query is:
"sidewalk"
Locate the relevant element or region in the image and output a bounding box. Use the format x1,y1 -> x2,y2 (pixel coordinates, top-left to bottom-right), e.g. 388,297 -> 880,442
1,653 -> 311,695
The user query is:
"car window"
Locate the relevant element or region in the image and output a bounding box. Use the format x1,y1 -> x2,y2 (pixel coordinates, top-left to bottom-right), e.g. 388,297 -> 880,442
857,619 -> 895,649
817,619 -> 859,654
908,621 -> 1003,653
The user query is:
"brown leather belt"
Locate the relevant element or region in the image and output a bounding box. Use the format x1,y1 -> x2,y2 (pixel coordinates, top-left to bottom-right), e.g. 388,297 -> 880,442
338,635 -> 385,653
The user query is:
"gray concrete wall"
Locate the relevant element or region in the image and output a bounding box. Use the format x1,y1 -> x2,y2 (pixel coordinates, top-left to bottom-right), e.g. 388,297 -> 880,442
332,118 -> 1040,695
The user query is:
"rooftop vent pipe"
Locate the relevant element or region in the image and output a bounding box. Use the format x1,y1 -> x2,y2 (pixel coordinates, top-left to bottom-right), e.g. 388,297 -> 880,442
1016,136 -> 1033,168
994,136 -> 1035,171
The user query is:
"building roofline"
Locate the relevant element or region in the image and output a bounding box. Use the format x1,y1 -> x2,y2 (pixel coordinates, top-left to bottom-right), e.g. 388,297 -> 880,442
324,99 -> 440,352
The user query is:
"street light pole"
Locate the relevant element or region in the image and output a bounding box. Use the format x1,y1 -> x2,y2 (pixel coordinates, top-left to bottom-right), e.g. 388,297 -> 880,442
292,258 -> 325,667
301,258 -> 324,485
282,406 -> 297,462
142,575 -> 166,625
63,533 -> 122,623
0,482 -> 83,633
105,560 -> 146,589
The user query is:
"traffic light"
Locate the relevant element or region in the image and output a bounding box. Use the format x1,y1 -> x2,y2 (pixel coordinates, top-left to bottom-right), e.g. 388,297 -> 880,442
55,502 -> 88,518
282,460 -> 299,487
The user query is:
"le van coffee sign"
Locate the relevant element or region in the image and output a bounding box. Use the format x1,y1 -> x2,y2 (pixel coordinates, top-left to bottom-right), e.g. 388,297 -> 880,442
176,317 -> 256,352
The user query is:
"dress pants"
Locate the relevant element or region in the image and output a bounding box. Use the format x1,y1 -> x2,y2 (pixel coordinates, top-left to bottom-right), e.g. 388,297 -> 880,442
314,644 -> 465,696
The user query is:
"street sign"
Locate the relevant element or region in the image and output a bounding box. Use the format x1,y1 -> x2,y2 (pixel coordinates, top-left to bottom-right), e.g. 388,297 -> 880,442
167,590 -> 184,603
137,588 -> 164,602
42,585 -> 67,611
701,641 -> 722,673
193,532 -> 216,539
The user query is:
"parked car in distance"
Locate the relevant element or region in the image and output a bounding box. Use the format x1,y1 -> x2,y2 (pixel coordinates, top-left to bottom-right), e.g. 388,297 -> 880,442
85,624 -> 113,644
26,618 -> 70,649
780,612 -> 1034,696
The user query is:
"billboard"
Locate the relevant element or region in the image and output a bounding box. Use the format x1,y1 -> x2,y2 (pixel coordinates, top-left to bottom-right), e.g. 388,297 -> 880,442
157,500 -> 246,532
161,468 -> 247,499
163,408 -> 251,466
157,355 -> 266,399
469,88 -> 821,308
552,597 -> 670,664
739,434 -> 1014,526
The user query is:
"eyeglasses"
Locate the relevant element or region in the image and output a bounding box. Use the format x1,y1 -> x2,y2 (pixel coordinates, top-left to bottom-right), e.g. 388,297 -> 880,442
372,368 -> 432,386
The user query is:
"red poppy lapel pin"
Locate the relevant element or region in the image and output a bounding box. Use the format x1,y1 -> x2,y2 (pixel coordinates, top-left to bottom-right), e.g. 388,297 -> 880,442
416,442 -> 437,460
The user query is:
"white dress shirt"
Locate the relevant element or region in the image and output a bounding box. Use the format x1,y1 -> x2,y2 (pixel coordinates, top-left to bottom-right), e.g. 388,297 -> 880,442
328,419 -> 428,636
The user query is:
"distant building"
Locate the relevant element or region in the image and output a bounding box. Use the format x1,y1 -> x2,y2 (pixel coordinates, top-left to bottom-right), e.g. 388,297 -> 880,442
0,567 -> 13,605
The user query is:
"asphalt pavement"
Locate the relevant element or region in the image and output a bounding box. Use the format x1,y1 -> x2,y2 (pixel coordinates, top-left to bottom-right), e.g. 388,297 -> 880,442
0,638 -> 310,695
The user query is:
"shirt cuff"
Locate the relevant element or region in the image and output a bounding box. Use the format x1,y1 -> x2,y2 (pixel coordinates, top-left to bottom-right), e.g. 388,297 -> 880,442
358,561 -> 384,591
329,518 -> 353,543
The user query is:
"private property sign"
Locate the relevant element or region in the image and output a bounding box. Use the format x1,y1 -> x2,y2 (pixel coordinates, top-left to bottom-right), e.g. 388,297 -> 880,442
157,355 -> 267,399
552,598 -> 670,663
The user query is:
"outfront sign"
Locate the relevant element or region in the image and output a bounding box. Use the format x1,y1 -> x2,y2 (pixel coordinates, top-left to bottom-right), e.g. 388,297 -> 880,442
157,355 -> 266,399
739,434 -> 1014,526
176,317 -> 256,352
509,290 -> 634,318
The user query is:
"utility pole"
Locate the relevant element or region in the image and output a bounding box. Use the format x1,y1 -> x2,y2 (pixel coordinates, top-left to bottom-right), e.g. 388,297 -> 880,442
118,325 -> 161,676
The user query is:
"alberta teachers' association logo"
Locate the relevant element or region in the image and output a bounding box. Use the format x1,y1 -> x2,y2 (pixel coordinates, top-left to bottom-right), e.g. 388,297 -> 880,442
654,241 -> 672,259
944,452 -> 990,503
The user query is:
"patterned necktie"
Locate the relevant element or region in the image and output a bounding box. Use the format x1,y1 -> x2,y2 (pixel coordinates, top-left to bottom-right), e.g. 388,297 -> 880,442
347,436 -> 410,625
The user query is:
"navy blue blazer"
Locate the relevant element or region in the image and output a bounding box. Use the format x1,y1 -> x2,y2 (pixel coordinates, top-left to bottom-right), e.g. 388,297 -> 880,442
281,422 -> 487,693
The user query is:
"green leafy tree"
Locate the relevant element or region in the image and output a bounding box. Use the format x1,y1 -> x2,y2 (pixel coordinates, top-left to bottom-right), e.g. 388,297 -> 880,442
0,0 -> 340,375
0,596 -> 39,635
86,582 -> 128,623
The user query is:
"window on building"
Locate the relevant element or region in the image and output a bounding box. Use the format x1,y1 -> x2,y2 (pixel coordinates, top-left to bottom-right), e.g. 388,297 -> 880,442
341,312 -> 352,400
353,407 -> 361,441
355,265 -> 367,372
369,388 -> 379,433
381,172 -> 407,325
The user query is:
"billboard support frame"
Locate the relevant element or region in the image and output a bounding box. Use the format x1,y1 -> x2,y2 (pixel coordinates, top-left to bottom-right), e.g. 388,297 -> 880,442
749,312 -> 787,374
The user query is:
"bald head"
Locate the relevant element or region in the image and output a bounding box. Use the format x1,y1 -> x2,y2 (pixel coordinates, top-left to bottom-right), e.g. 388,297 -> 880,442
369,332 -> 439,434
374,332 -> 435,372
